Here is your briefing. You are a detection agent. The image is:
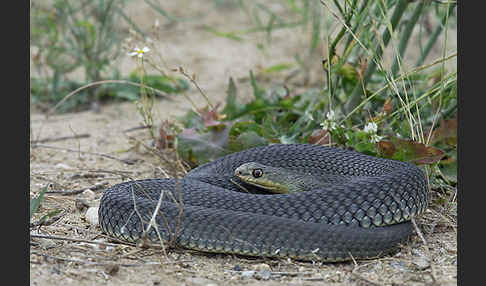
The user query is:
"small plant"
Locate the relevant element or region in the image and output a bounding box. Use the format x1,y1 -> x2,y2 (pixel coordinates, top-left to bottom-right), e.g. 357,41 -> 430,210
152,1 -> 456,188
30,187 -> 47,221
30,186 -> 63,227
30,0 -> 126,111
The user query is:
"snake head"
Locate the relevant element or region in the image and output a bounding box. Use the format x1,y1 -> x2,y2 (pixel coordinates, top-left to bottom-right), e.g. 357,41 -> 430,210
234,162 -> 289,193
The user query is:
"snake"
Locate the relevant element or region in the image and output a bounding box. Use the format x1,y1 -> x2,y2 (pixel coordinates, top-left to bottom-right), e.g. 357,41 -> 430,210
98,143 -> 428,262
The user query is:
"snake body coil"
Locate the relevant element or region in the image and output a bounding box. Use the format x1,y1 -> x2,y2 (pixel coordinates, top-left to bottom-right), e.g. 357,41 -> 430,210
99,144 -> 428,261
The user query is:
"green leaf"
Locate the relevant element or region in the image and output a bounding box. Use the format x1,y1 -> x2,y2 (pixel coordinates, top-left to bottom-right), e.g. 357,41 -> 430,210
129,73 -> 189,94
177,125 -> 232,167
439,160 -> 457,184
30,186 -> 47,220
38,209 -> 62,225
204,26 -> 244,41
249,70 -> 264,100
228,130 -> 268,152
261,63 -> 294,73
229,121 -> 264,137
222,77 -> 244,119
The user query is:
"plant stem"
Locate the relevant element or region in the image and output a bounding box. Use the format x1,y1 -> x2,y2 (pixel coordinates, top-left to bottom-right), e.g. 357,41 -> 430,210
415,3 -> 456,67
390,1 -> 426,75
345,0 -> 409,114
329,0 -> 361,60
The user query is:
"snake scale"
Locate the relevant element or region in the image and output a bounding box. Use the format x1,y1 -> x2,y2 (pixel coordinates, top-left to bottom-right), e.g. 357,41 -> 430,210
98,144 -> 428,262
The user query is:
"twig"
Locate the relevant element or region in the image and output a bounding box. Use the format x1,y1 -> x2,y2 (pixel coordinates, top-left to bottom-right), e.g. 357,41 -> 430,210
47,79 -> 171,117
30,133 -> 91,144
124,133 -> 187,175
30,144 -> 135,165
31,251 -> 192,267
411,217 -> 437,283
226,270 -> 315,277
85,168 -> 135,177
30,212 -> 64,228
122,125 -> 153,133
262,271 -> 314,277
350,255 -> 383,286
411,217 -> 429,251
141,188 -> 168,255
177,66 -> 214,110
46,182 -> 109,195
30,234 -> 135,248
350,272 -> 383,286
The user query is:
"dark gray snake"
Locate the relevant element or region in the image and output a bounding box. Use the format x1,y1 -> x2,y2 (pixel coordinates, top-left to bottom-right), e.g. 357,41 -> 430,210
98,144 -> 428,262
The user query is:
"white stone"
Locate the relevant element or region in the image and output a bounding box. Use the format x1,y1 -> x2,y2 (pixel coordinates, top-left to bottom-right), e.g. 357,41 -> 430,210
85,206 -> 99,226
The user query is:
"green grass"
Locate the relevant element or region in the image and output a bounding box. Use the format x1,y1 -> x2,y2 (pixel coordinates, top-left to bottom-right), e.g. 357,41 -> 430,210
30,0 -> 457,190
167,1 -> 457,189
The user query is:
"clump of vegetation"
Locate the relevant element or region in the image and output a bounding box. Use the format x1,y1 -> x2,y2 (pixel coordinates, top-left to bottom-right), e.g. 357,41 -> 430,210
155,1 -> 456,189
30,0 -> 188,112
30,0 -> 456,187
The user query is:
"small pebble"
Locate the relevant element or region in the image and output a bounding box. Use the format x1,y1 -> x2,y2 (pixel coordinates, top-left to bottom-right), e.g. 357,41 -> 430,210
373,262 -> 383,271
412,249 -> 426,257
104,264 -> 119,276
255,269 -> 271,280
240,271 -> 255,279
233,265 -> 241,271
75,198 -> 91,211
85,206 -> 99,226
55,163 -> 72,170
81,189 -> 96,199
38,239 -> 57,250
390,261 -> 408,272
412,256 -> 431,270
185,277 -> 216,286
252,263 -> 270,271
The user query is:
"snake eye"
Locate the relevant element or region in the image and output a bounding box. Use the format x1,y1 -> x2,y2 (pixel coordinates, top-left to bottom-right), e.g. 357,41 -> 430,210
252,169 -> 263,178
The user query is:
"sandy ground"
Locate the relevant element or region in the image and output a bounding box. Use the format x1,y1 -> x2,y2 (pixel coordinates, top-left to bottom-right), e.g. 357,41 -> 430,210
30,1 -> 457,285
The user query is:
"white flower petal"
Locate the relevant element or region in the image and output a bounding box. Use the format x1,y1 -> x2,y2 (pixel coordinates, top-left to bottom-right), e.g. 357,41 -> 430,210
364,122 -> 378,134
326,110 -> 335,120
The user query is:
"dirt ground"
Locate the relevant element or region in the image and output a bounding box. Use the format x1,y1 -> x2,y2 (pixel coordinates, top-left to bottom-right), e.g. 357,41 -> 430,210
30,1 -> 457,285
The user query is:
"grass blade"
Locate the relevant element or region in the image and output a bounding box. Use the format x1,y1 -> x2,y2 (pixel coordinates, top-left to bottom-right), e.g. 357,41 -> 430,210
30,186 -> 48,220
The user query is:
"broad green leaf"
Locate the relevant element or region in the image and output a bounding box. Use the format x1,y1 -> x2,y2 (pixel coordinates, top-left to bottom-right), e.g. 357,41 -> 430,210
177,125 -> 232,167
222,77 -> 243,119
229,131 -> 268,152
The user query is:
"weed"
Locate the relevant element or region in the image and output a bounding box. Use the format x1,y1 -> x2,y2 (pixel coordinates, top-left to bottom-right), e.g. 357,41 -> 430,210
150,1 -> 457,189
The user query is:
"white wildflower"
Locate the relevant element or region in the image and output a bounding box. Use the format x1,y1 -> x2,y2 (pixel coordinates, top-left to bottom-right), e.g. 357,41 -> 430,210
326,110 -> 335,120
320,120 -> 337,131
363,122 -> 378,134
320,110 -> 337,131
305,110 -> 314,121
370,134 -> 384,143
128,46 -> 150,58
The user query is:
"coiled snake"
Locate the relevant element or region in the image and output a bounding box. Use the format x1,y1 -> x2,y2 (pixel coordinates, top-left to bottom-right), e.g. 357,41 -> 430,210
99,144 -> 428,262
